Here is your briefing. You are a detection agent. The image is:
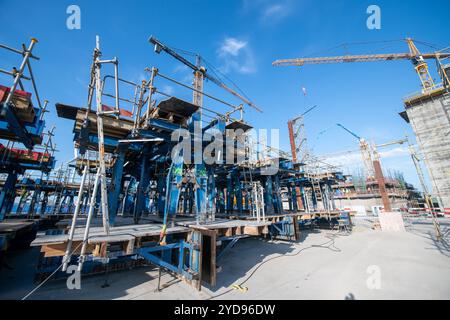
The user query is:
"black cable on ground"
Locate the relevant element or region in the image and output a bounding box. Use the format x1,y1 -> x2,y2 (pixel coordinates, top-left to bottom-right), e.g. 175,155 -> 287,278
21,232 -> 140,300
207,231 -> 349,300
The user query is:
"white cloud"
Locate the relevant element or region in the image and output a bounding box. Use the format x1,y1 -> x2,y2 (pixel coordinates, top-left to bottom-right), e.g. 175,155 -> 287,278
262,4 -> 289,21
378,147 -> 410,159
321,146 -> 410,167
162,85 -> 174,96
173,65 -> 190,74
322,152 -> 362,168
217,37 -> 256,74
219,38 -> 247,57
242,0 -> 293,23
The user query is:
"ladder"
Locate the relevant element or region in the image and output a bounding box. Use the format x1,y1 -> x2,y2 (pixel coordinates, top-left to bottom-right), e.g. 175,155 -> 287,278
251,181 -> 265,223
312,178 -> 323,202
63,36 -> 120,272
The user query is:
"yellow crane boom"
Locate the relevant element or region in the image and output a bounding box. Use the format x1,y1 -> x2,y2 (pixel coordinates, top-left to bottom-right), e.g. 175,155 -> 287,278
273,39 -> 450,91
272,52 -> 448,66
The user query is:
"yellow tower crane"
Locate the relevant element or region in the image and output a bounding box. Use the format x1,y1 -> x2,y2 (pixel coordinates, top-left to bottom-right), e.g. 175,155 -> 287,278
273,38 -> 450,92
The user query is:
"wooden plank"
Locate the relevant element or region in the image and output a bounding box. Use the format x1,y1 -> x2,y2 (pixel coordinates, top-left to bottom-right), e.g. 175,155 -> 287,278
40,241 -> 95,258
0,220 -> 35,234
156,97 -> 199,118
125,238 -> 135,255
31,224 -> 189,246
196,228 -> 217,287
243,226 -> 262,236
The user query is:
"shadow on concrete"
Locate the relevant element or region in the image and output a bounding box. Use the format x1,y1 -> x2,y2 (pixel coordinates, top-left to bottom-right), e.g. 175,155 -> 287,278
428,231 -> 450,258
205,236 -> 303,292
0,245 -> 160,300
407,221 -> 450,258
1,229 -> 332,300
29,266 -> 158,300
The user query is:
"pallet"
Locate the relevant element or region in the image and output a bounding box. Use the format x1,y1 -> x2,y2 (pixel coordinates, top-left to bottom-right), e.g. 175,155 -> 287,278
149,97 -> 198,126
0,85 -> 36,123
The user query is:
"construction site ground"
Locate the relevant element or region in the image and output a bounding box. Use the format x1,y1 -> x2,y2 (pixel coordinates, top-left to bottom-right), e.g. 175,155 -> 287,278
1,216 -> 449,300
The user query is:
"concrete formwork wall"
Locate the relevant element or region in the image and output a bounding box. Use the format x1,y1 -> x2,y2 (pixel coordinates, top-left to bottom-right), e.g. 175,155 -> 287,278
335,197 -> 409,213
405,93 -> 450,208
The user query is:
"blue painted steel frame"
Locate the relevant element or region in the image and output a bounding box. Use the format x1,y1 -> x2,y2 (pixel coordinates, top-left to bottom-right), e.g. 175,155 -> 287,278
0,103 -> 45,149
138,240 -> 197,281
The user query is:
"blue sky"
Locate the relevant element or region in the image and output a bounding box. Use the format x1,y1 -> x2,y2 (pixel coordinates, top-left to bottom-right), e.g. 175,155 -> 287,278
1,0 -> 449,190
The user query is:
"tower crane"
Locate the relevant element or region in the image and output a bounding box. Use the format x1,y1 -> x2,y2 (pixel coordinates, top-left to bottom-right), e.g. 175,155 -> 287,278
372,138 -> 408,162
336,123 -> 391,211
273,38 -> 450,92
148,36 -> 261,244
336,123 -> 374,178
288,104 -> 318,164
149,36 -> 262,113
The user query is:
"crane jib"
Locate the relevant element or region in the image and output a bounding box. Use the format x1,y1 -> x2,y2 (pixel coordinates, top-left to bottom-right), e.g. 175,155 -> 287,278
149,35 -> 262,113
273,52 -> 450,66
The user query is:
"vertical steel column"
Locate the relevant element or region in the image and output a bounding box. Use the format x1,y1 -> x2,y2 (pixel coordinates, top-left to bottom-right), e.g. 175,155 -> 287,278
226,174 -> 234,213
273,175 -> 282,214
234,172 -> 243,214
78,170 -> 101,271
108,151 -> 126,225
264,176 -> 274,214
288,186 -> 293,211
62,165 -> 88,271
292,184 -> 299,212
27,183 -> 40,216
191,59 -> 208,224
40,192 -> 48,215
373,160 -> 392,212
207,167 -> 216,221
157,174 -> 166,217
144,67 -> 157,127
0,172 -> 17,220
134,150 -> 150,222
3,39 -> 38,106
94,37 -> 110,234
160,152 -> 183,244
189,230 -> 203,290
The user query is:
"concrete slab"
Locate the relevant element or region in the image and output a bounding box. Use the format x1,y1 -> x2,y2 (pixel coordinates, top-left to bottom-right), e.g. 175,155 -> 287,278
1,217 -> 449,300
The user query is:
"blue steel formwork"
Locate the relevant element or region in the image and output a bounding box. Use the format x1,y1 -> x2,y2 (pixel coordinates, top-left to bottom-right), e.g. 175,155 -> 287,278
0,40 -> 55,222
30,36 -> 347,289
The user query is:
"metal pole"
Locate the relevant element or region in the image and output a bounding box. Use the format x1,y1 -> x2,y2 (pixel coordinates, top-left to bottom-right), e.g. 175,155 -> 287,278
407,139 -> 443,240
114,59 -> 120,115
4,38 -> 38,106
145,67 -> 157,127
133,82 -> 147,129
78,168 -> 101,272
0,43 -> 39,60
62,165 -> 88,271
0,68 -> 31,80
94,36 -> 110,234
157,72 -> 237,110
25,59 -> 42,109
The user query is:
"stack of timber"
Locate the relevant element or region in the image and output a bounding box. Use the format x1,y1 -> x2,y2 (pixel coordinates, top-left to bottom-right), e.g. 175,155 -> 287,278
0,85 -> 36,123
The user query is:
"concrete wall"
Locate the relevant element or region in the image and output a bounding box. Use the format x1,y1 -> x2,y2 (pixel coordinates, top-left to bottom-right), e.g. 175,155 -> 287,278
405,92 -> 450,208
334,197 -> 409,214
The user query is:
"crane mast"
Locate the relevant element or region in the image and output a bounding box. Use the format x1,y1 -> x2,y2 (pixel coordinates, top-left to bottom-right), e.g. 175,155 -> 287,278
336,123 -> 374,178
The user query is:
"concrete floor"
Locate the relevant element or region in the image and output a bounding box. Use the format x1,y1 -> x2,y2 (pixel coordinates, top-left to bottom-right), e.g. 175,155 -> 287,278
1,217 -> 449,300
